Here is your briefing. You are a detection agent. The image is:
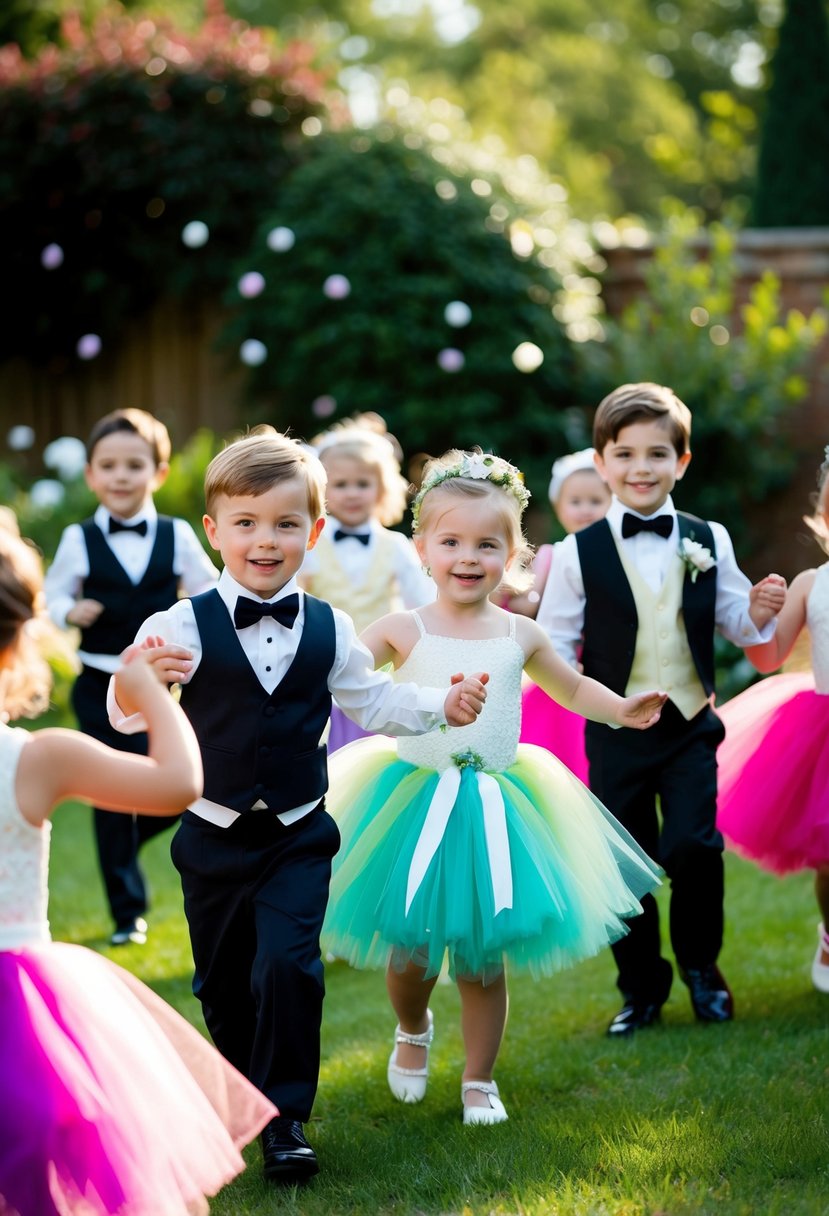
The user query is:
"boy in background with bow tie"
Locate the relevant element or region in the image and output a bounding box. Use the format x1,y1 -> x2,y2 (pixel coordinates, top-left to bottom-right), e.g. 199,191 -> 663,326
108,425 -> 488,1184
299,417 -> 435,751
45,407 -> 218,947
538,382 -> 786,1037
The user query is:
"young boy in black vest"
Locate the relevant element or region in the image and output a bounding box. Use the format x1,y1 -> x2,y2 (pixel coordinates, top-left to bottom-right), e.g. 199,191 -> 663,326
109,426 -> 488,1183
538,383 -> 786,1036
45,408 -> 218,946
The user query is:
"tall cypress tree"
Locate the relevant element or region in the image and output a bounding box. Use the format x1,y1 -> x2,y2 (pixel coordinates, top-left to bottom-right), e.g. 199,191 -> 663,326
752,0 -> 829,226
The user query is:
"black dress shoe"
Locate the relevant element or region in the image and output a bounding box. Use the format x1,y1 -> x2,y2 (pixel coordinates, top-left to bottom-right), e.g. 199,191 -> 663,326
606,1000 -> 662,1037
680,964 -> 734,1022
261,1117 -> 319,1183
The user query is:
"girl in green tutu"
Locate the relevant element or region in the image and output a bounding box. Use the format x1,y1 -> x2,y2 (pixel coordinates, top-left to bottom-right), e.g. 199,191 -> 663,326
322,449 -> 666,1125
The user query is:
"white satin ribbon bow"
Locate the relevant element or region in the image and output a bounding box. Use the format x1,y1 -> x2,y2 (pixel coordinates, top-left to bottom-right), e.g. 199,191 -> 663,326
404,765 -> 513,916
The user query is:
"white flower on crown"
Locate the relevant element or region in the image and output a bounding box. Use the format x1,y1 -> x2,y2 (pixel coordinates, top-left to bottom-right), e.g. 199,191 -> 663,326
678,536 -> 716,583
463,453 -> 496,480
412,451 -> 530,529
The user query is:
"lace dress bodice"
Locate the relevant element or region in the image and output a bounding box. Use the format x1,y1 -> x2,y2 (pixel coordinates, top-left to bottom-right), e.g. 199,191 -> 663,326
808,563 -> 829,694
396,612 -> 524,773
0,723 -> 50,948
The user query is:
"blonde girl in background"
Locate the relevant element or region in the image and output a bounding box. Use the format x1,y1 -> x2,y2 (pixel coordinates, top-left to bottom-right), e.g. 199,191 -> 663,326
717,447 -> 829,992
322,449 -> 665,1125
515,449 -> 611,781
300,417 -> 434,750
0,518 -> 275,1216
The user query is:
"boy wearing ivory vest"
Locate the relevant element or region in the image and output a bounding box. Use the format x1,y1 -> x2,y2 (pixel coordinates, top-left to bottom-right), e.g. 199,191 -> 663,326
108,425 -> 487,1183
537,382 -> 786,1036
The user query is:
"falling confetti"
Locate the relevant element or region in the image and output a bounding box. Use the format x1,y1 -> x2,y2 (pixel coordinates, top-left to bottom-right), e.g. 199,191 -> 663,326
240,338 -> 268,366
266,227 -> 296,252
437,348 -> 465,373
323,274 -> 351,300
238,272 -> 266,298
77,334 -> 102,360
444,301 -> 471,328
41,243 -> 64,270
181,220 -> 209,248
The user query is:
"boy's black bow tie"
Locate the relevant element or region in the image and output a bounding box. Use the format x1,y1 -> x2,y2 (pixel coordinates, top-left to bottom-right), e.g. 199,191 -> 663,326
234,593 -> 300,631
109,517 -> 148,536
621,512 -> 673,539
333,529 -> 370,545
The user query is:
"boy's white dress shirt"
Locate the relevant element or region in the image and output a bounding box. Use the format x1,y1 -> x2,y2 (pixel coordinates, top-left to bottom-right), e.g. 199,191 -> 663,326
537,495 -> 775,668
108,569 -> 448,828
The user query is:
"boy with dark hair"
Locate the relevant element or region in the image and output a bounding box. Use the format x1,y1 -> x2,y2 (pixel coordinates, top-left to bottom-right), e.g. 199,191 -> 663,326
538,382 -> 786,1035
45,408 -> 217,946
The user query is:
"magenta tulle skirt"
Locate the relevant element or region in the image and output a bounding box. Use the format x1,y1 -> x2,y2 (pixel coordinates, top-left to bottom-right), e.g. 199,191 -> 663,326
0,942 -> 275,1216
717,672 -> 829,873
327,705 -> 371,754
519,681 -> 589,784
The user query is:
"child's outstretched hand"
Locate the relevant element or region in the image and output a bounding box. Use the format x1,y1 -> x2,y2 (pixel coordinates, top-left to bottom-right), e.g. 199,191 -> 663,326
137,634 -> 194,686
116,644 -> 167,698
749,573 -> 787,629
615,690 -> 668,730
445,671 -> 489,727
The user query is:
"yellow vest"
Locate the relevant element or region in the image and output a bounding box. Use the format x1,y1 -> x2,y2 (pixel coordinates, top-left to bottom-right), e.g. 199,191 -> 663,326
306,529 -> 401,634
617,542 -> 710,720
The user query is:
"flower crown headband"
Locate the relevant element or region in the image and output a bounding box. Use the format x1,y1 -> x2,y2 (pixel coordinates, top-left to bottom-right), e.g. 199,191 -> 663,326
411,452 -> 530,530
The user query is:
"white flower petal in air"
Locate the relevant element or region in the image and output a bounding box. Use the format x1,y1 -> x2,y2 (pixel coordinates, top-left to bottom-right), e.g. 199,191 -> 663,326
240,339 -> 268,366
44,436 -> 87,480
238,272 -> 265,298
76,334 -> 102,360
266,227 -> 296,252
181,221 -> 209,248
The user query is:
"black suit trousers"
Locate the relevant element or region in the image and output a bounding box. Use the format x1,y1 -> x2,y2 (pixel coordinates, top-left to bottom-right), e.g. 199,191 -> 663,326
170,803 -> 340,1121
585,700 -> 726,1005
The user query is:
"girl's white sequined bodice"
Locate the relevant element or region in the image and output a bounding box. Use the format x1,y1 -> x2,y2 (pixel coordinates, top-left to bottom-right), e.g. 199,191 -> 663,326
808,563 -> 829,694
396,612 -> 524,773
0,723 -> 50,948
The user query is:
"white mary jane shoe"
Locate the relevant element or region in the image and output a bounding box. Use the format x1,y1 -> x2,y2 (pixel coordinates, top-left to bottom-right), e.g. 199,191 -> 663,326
387,1009 -> 434,1103
812,923 -> 829,993
461,1079 -> 509,1125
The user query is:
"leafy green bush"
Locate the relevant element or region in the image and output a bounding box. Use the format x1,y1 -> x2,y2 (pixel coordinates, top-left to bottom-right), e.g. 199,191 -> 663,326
218,130 -> 578,499
586,209 -> 827,551
0,4 -> 334,365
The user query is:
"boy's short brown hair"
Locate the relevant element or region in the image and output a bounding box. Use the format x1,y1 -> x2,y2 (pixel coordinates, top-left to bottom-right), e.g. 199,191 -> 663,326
593,383 -> 692,456
205,425 -> 327,519
86,408 -> 172,466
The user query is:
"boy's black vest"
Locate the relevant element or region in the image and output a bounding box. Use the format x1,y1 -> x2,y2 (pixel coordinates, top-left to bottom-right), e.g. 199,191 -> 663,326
179,589 -> 336,815
79,517 -> 178,656
576,512 -> 717,699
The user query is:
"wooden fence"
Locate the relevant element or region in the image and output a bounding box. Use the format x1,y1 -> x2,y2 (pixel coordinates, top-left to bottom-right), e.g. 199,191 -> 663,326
2,227 -> 828,578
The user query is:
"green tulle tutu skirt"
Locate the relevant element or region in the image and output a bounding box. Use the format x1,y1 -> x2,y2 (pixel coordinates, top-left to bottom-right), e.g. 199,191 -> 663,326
322,738 -> 662,982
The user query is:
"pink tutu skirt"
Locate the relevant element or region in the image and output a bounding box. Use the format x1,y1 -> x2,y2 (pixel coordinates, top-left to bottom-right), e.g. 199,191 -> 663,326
0,942 -> 275,1216
519,681 -> 589,784
717,672 -> 829,873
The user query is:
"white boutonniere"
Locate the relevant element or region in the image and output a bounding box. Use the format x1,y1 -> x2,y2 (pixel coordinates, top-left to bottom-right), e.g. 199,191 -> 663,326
678,536 -> 716,583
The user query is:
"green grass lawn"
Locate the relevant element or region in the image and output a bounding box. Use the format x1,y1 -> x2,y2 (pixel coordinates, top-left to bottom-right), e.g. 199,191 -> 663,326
49,807 -> 828,1216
